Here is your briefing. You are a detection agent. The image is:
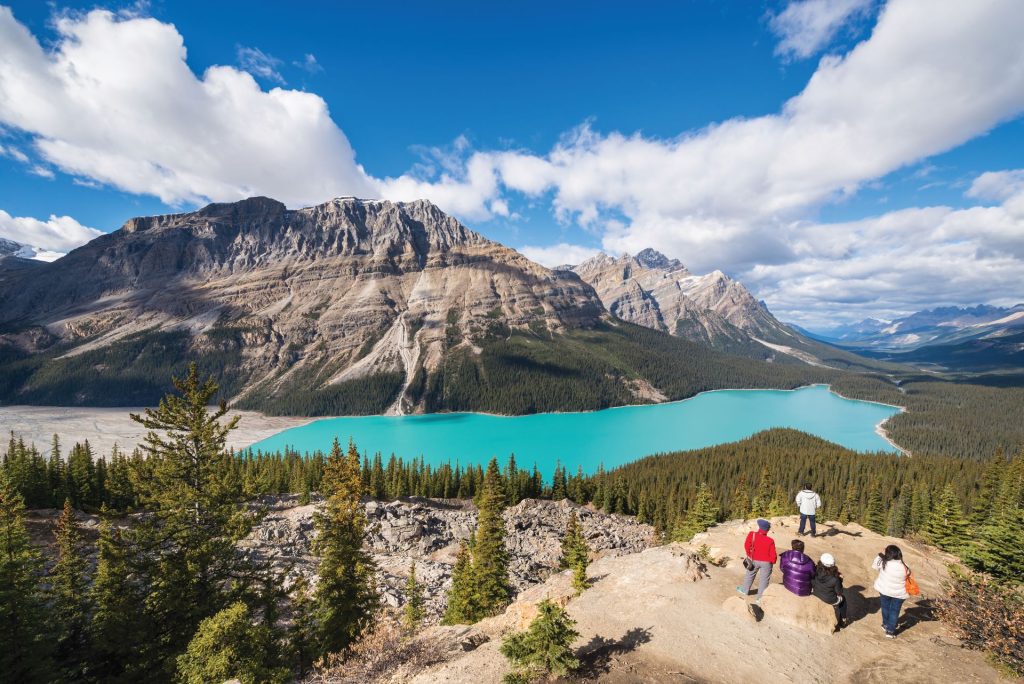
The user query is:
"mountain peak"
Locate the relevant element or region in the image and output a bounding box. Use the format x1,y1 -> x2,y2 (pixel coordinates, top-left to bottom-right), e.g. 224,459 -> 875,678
635,248 -> 684,271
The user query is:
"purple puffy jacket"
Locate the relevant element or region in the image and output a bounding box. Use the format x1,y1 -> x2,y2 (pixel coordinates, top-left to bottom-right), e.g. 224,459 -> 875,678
779,550 -> 815,596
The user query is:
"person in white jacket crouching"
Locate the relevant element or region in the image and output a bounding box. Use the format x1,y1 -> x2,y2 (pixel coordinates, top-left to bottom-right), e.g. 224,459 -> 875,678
795,484 -> 822,537
872,544 -> 910,638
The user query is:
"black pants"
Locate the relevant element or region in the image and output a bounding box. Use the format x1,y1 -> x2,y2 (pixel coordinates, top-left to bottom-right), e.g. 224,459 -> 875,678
832,596 -> 847,624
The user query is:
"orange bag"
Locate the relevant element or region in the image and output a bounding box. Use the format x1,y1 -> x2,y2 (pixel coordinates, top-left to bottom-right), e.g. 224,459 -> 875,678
905,568 -> 921,597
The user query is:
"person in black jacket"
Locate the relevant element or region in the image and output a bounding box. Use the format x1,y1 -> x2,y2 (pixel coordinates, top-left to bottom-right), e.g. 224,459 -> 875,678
811,553 -> 847,633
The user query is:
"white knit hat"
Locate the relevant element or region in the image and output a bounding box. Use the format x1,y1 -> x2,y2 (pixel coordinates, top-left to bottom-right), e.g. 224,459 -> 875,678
820,553 -> 836,567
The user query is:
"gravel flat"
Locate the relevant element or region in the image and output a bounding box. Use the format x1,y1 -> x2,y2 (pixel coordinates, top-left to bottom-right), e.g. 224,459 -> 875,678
0,405 -> 312,456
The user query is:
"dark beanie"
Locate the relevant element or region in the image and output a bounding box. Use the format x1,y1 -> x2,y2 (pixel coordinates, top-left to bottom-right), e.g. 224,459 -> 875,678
757,519 -> 771,531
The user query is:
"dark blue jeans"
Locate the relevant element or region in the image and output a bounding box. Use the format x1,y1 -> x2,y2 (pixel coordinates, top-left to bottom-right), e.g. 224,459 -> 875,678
879,594 -> 905,634
799,513 -> 816,535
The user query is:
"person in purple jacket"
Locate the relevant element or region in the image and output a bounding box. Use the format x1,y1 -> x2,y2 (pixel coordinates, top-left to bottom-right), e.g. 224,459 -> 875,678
779,539 -> 815,596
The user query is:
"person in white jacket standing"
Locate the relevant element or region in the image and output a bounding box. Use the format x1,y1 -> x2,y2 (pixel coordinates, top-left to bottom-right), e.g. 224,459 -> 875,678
873,544 -> 910,638
795,484 -> 822,537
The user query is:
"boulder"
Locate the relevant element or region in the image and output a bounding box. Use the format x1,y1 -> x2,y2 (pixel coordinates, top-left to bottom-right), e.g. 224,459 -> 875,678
722,595 -> 758,623
758,583 -> 837,635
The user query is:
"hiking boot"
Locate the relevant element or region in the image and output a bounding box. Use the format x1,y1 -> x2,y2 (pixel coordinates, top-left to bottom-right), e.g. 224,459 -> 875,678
884,632 -> 896,639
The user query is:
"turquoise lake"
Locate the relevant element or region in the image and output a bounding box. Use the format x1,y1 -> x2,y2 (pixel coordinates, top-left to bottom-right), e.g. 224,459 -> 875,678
248,385 -> 901,477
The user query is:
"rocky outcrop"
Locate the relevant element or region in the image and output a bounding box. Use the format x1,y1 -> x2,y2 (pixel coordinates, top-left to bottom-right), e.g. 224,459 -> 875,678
242,496 -> 656,621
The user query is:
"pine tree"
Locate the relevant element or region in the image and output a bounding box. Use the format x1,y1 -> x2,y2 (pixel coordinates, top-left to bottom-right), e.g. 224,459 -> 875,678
767,485 -> 789,517
287,575 -> 317,678
403,561 -> 426,630
558,511 -> 590,594
970,451 -> 1006,525
749,465 -> 773,518
0,470 -> 53,683
500,599 -> 580,683
127,364 -> 255,676
175,602 -> 288,684
89,509 -> 147,683
50,499 -> 90,679
471,458 -> 513,617
925,484 -> 970,552
314,439 -> 378,655
442,541 -> 476,624
910,483 -> 932,534
862,485 -> 886,534
674,482 -> 720,541
838,482 -> 858,525
886,488 -> 912,538
728,477 -> 750,520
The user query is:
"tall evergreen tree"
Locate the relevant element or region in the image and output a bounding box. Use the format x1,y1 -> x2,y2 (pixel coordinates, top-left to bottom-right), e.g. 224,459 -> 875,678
675,482 -> 720,541
313,439 -> 378,655
287,575 -> 317,679
127,364 -> 255,677
926,484 -> 970,552
472,458 -> 513,618
558,511 -> 590,594
728,477 -> 750,520
50,499 -> 90,679
862,485 -> 886,534
0,470 -> 53,683
910,483 -> 932,534
403,561 -> 426,630
89,509 -> 147,683
442,541 -> 476,624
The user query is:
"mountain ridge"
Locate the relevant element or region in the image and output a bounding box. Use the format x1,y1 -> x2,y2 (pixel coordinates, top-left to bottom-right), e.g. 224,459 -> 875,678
0,197 -> 833,414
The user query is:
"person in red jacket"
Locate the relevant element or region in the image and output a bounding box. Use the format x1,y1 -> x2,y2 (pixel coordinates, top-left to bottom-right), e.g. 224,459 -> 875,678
737,519 -> 778,603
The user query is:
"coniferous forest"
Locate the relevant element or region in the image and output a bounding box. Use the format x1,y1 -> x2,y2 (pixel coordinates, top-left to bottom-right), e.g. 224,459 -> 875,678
2,367 -> 1023,681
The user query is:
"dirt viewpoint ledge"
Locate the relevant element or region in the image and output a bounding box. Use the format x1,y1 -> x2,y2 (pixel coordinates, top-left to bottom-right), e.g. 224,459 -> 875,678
397,517 -> 1002,684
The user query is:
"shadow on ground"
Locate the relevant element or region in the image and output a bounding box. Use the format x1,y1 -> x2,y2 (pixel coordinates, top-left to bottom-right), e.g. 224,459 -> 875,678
574,626 -> 654,678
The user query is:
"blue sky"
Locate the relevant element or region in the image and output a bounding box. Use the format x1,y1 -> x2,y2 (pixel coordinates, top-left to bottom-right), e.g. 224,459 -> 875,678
1,0 -> 1023,327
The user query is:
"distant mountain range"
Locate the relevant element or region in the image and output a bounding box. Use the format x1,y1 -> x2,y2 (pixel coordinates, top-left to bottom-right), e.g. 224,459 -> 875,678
0,237 -> 63,262
0,197 -> 833,415
801,305 -> 1024,371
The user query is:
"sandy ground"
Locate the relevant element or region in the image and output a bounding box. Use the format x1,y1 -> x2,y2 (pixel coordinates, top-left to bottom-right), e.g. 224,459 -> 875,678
0,405 -> 311,455
410,516 -> 1005,683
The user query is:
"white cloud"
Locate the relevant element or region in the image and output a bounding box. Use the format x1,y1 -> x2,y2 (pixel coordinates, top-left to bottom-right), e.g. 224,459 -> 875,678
0,209 -> 102,252
0,143 -> 29,163
770,0 -> 874,60
294,53 -> 322,74
0,7 -> 376,207
0,1 -> 1023,322
518,243 -> 600,268
236,45 -> 285,84
967,169 -> 1024,203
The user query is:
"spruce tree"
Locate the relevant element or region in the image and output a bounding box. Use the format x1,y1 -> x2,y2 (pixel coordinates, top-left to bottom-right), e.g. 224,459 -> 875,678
925,484 -> 970,552
403,561 -> 426,630
128,364 -> 255,677
862,485 -> 886,533
558,511 -> 590,594
675,482 -> 720,541
89,509 -> 147,683
910,483 -> 932,534
0,470 -> 53,683
287,575 -> 317,678
472,458 -> 513,617
442,541 -> 476,624
50,499 -> 90,679
970,451 -> 1006,525
313,438 -> 378,655
886,488 -> 912,538
500,599 -> 580,683
728,477 -> 750,520
838,482 -> 858,525
749,465 -> 773,517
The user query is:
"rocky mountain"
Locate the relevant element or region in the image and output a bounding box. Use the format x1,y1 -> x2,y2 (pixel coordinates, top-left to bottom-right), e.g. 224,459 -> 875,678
0,236 -> 62,262
564,249 -> 814,355
806,304 -> 1024,371
0,197 -> 832,414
